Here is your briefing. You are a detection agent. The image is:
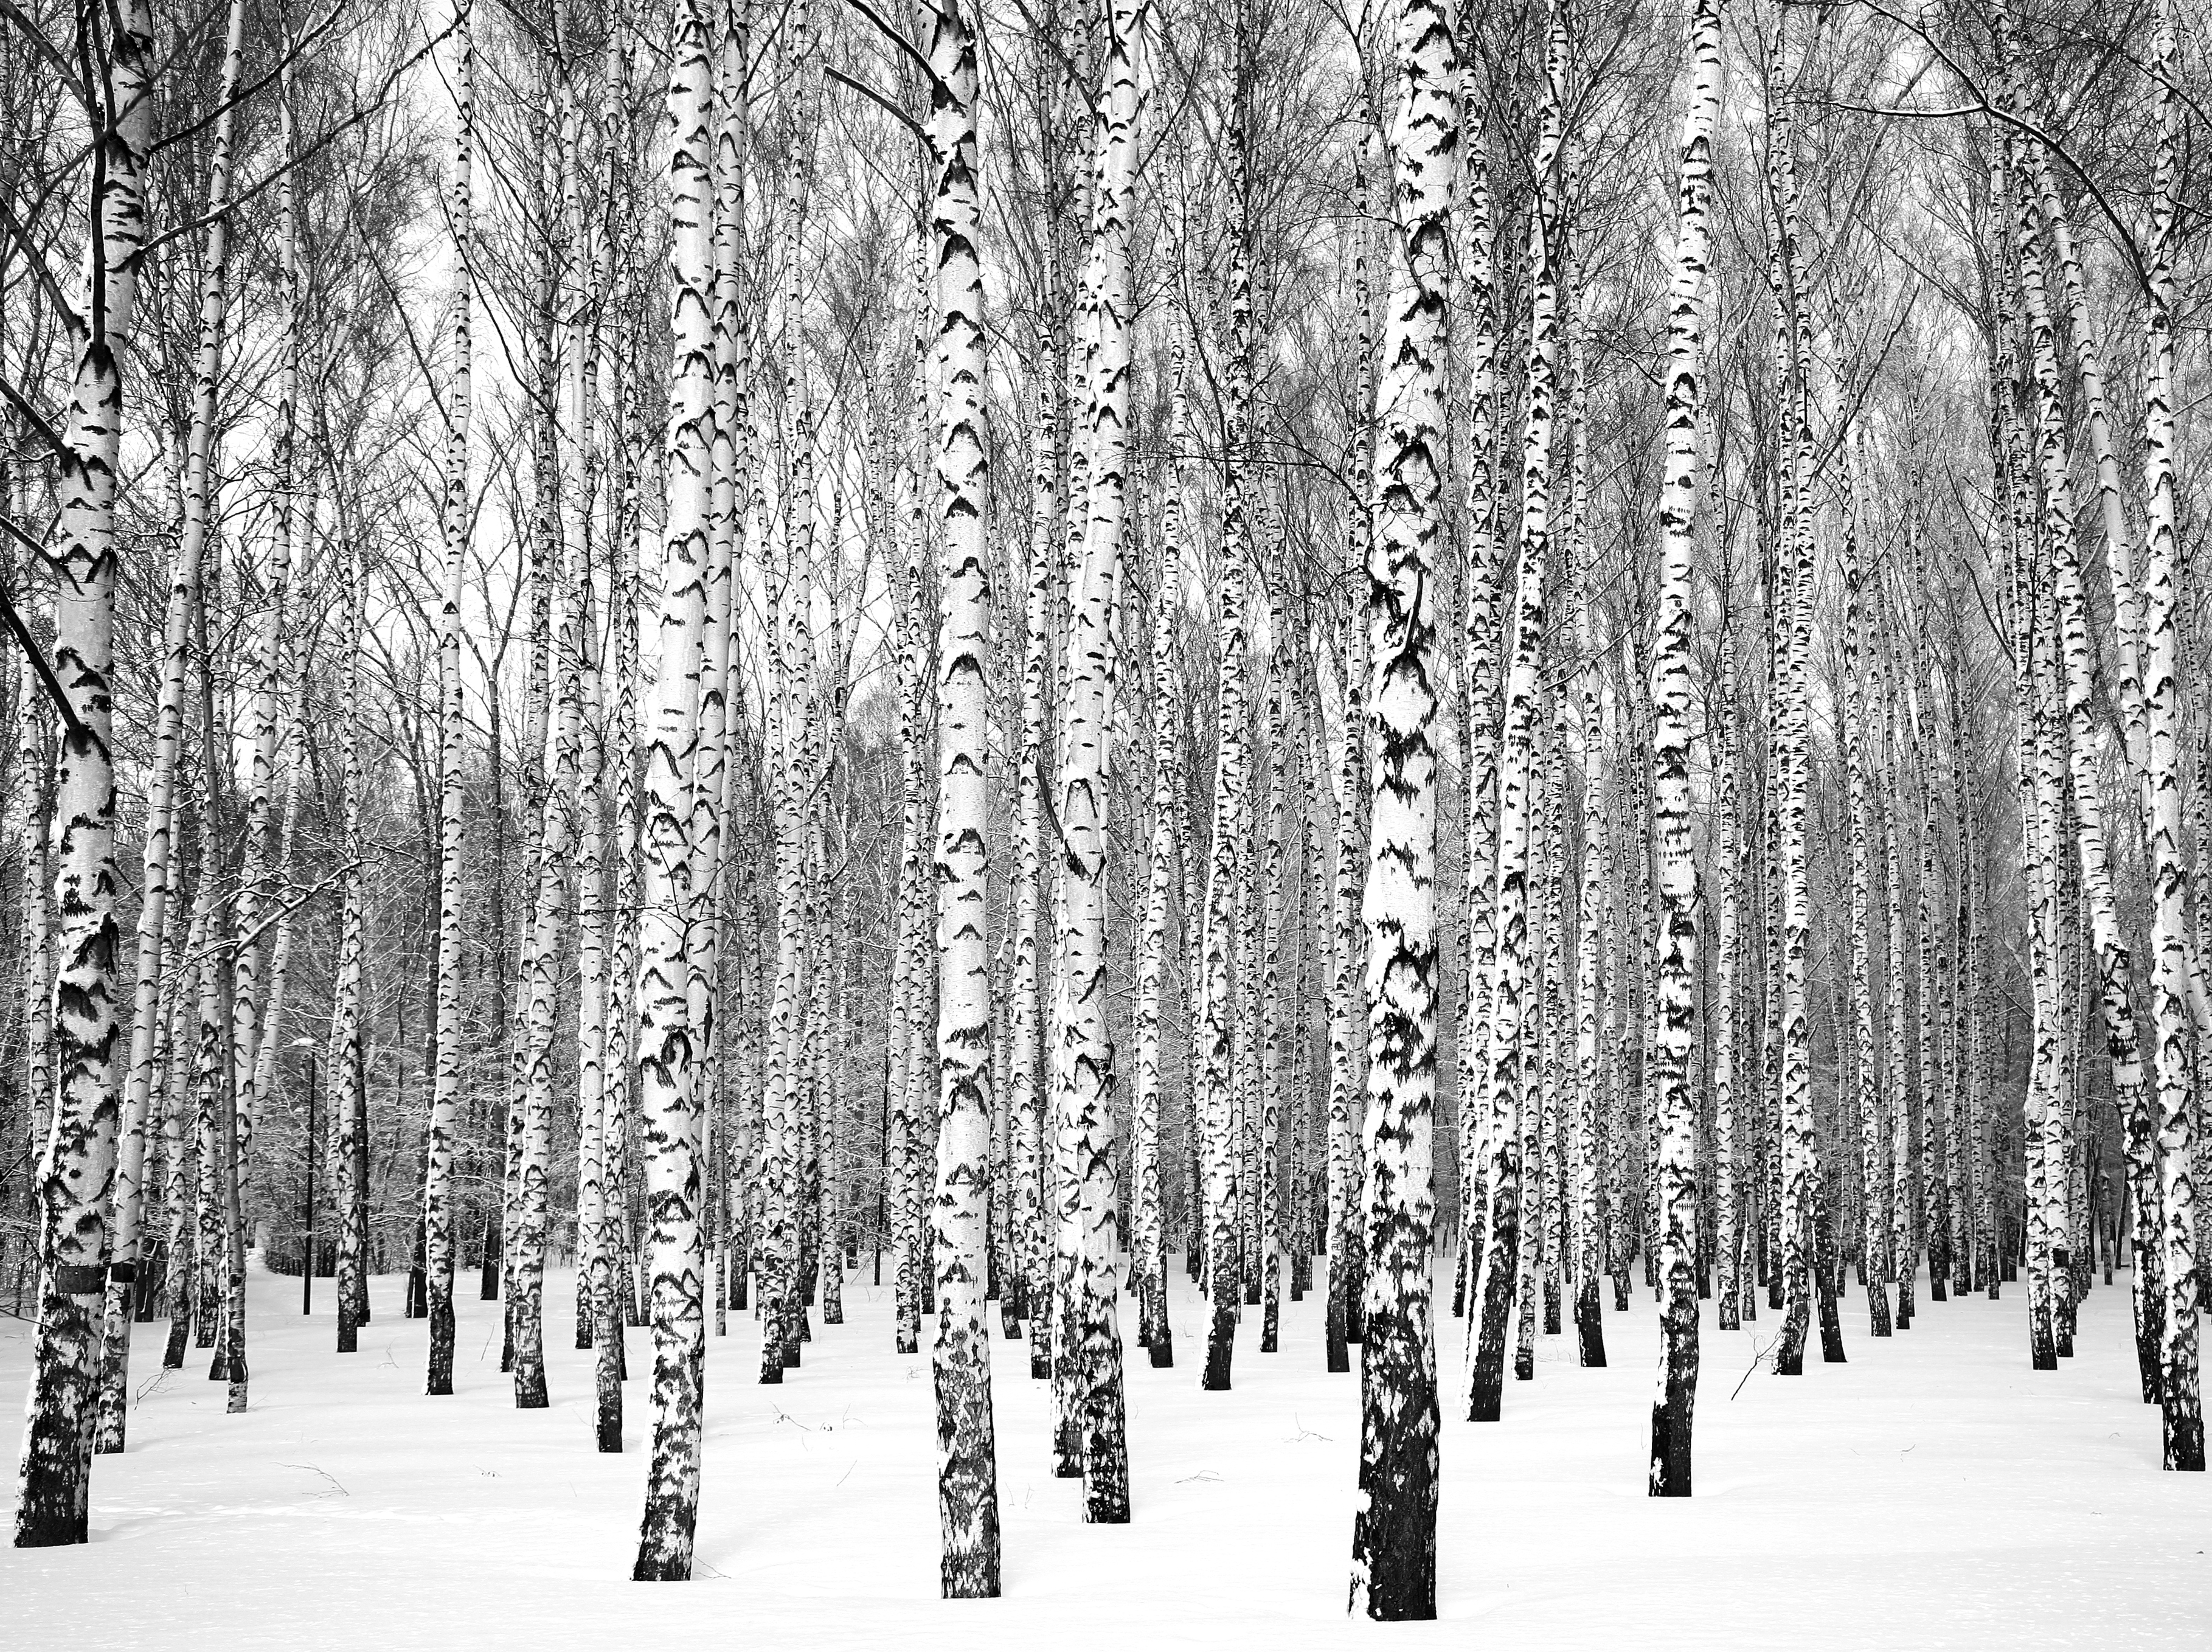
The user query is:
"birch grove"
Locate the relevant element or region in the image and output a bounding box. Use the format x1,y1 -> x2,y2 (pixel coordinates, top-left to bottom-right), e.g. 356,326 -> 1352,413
1,0 -> 2208,1625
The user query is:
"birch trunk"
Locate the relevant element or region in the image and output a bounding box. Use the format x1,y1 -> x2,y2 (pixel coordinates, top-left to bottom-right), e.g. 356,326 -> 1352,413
1049,0 -> 1141,1521
14,0 -> 158,1546
1469,0 -> 1562,1424
1843,428 -> 1890,1340
159,876 -> 203,1370
1715,628 -> 1743,1331
1133,329 -> 1186,1367
1348,0 -> 1453,1617
331,532 -> 370,1355
631,0 -> 715,1577
1260,668 -> 1288,1350
922,0 -> 1003,1594
93,0 -> 244,1451
1199,72 -> 1257,1395
1881,663 -> 1913,1328
1574,653 -> 1610,1366
1453,35 -> 1500,1331
1767,23 -> 1818,1376
1326,145 -> 1375,1376
423,0 -> 474,1398
1011,317 -> 1055,1368
2141,0 -> 2202,1470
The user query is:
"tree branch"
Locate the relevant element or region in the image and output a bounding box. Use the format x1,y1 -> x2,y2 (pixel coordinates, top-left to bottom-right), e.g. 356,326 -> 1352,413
824,62 -> 927,142
0,563 -> 86,738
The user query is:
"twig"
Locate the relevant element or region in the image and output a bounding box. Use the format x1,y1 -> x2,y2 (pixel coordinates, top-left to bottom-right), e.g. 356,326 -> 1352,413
1733,1328 -> 1781,1399
280,1461 -> 350,1497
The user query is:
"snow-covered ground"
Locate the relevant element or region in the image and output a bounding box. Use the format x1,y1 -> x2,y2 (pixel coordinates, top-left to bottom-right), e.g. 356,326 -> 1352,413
4,1257 -> 2207,1650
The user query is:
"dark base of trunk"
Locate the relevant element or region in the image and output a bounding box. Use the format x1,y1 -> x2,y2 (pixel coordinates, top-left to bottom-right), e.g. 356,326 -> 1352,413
479,1220 -> 500,1300
596,1374 -> 623,1451
224,1338 -> 249,1414
1468,1260 -> 1514,1422
1816,1260 -> 1846,1362
2032,1315 -> 2058,1370
1575,1279 -> 1607,1367
1081,1342 -> 1131,1522
1648,1383 -> 1694,1496
1201,1289 -> 1236,1390
515,1362 -> 549,1409
428,1302 -> 455,1395
2162,1406 -> 2205,1471
1775,1299 -> 1809,1375
15,1285 -> 99,1546
1349,1312 -> 1438,1622
2133,1267 -> 2164,1404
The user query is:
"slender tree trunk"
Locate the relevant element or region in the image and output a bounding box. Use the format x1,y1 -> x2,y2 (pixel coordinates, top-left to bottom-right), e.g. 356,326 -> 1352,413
1134,330 -> 1187,1368
919,0 -> 1002,1595
1843,425 -> 1890,1341
1325,139 -> 1375,1376
2141,0 -> 2202,1470
93,0 -> 246,1452
1470,0 -> 1563,1423
423,0 -> 474,1398
1049,0 -> 1141,1522
1574,627 -> 1611,1366
1012,311 -> 1055,1372
1714,635 -> 1741,1333
630,0 -> 716,1578
1881,662 -> 1914,1330
1199,57 -> 1257,1395
1453,30 -> 1500,1333
1768,23 -> 1818,1377
160,884 -> 203,1370
14,0 -> 158,1547
1347,0 -> 1454,1617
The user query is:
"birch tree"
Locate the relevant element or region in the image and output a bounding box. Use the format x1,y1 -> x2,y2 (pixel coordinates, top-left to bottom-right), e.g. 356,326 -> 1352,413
13,0 -> 159,1549
921,0 -> 1003,1595
631,0 -> 715,1580
1348,0 -> 1453,1617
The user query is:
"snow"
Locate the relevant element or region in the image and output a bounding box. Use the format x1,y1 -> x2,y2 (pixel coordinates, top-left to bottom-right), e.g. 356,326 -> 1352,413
5,1258 -> 2208,1650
